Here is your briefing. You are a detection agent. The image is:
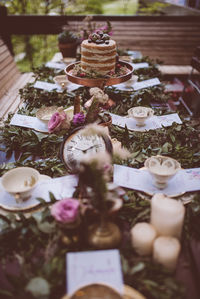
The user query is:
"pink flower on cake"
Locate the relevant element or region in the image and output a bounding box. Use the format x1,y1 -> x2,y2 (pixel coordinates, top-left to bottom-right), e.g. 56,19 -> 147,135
51,198 -> 80,224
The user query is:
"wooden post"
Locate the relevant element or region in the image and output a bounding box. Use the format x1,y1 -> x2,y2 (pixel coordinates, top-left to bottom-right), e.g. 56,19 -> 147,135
0,6 -> 14,55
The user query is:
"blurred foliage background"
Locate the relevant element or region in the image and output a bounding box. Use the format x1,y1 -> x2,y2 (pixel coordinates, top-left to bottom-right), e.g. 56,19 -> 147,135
0,0 -> 169,71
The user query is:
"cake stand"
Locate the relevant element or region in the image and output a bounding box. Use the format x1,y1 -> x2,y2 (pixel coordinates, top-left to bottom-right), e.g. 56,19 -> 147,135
65,60 -> 133,88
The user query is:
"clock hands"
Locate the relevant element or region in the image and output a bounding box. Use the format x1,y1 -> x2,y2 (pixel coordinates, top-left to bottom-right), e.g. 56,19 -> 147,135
74,145 -> 100,154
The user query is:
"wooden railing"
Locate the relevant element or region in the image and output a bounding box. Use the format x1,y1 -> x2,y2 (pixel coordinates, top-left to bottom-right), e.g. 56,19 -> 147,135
0,5 -> 200,65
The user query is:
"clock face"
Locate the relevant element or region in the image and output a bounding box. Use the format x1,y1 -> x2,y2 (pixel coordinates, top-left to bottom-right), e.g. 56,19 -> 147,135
61,129 -> 112,172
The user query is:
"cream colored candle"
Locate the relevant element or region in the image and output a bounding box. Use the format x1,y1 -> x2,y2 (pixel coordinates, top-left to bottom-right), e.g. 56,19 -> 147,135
151,193 -> 185,239
131,222 -> 157,256
153,236 -> 181,271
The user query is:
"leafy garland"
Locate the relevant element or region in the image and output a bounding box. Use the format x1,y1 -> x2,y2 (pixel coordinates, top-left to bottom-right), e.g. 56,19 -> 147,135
0,57 -> 200,299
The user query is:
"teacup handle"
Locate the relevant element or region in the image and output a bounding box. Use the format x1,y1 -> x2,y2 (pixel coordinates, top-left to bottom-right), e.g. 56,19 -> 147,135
14,193 -> 21,204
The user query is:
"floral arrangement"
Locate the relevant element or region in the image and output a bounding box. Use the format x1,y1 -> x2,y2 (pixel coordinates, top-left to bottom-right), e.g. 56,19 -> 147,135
79,16 -> 113,41
71,62 -> 129,79
47,88 -> 112,134
48,107 -> 71,133
51,198 -> 80,224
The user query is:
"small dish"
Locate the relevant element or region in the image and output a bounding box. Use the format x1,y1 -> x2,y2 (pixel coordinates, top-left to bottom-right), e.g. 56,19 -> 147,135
128,106 -> 154,127
53,75 -> 69,89
1,167 -> 40,203
124,75 -> 138,87
36,106 -> 58,124
144,155 -> 181,189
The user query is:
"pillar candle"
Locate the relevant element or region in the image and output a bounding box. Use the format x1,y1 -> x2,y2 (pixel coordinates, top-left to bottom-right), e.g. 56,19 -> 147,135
131,222 -> 157,256
151,193 -> 185,239
153,236 -> 181,272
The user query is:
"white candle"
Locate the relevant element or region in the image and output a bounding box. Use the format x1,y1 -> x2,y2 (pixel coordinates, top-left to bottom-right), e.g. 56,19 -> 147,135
153,236 -> 181,271
131,222 -> 157,256
151,193 -> 185,239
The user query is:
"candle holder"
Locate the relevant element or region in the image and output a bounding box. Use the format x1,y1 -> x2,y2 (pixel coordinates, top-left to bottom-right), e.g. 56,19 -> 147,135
88,214 -> 121,249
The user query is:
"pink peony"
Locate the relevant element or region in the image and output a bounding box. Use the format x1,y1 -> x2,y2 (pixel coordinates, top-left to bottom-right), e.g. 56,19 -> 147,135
48,111 -> 66,133
51,198 -> 80,224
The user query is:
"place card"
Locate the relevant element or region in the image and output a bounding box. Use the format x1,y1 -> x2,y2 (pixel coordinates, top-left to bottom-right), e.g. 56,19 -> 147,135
34,81 -> 59,92
113,164 -> 200,197
45,61 -> 66,70
133,78 -> 161,91
115,77 -> 161,91
34,80 -> 81,93
131,62 -> 149,70
10,114 -> 49,133
110,113 -> 182,131
66,250 -> 123,296
0,175 -> 78,210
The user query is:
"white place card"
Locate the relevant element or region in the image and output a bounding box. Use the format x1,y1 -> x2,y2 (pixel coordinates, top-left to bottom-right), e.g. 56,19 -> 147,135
113,164 -> 200,197
133,78 -> 161,91
66,250 -> 123,296
34,81 -> 59,92
45,61 -> 66,70
114,77 -> 160,91
0,175 -> 78,210
110,113 -> 182,131
34,80 -> 81,92
10,114 -> 49,133
131,62 -> 149,70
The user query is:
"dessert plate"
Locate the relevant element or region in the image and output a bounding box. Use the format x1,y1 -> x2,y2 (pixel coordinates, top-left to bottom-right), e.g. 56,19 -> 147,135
0,174 -> 52,212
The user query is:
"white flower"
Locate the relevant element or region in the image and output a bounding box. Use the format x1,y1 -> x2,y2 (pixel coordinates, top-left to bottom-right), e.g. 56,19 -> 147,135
112,138 -> 132,160
80,123 -> 108,138
89,87 -> 109,104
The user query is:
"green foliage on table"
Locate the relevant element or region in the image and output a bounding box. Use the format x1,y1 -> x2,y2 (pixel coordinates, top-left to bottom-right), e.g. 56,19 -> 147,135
0,56 -> 199,299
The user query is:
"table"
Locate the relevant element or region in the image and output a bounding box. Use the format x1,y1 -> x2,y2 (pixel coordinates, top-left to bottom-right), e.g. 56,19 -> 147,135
0,55 -> 200,299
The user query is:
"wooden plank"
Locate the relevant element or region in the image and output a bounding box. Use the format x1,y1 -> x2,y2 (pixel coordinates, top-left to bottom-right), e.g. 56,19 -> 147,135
0,72 -> 33,119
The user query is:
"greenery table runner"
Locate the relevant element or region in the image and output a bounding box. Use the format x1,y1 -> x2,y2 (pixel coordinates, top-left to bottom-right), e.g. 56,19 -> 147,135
0,57 -> 200,299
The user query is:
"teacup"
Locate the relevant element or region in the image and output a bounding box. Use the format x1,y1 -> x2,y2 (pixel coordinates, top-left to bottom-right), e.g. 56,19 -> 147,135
144,155 -> 181,189
1,167 -> 40,203
124,75 -> 138,87
128,106 -> 154,127
36,106 -> 58,124
53,75 -> 69,89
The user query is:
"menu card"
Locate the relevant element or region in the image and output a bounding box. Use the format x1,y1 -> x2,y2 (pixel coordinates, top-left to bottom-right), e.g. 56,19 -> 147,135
110,113 -> 182,131
0,175 -> 77,210
10,114 -> 49,133
66,250 -> 123,296
113,164 -> 200,197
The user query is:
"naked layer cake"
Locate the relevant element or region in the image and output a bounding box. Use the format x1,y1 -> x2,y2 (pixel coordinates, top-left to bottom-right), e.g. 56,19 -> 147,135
81,32 -> 117,76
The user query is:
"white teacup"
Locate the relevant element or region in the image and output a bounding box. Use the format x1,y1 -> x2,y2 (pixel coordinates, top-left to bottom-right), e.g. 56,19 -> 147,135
53,75 -> 69,89
128,106 -> 154,127
1,167 -> 40,203
36,106 -> 58,124
145,155 -> 181,189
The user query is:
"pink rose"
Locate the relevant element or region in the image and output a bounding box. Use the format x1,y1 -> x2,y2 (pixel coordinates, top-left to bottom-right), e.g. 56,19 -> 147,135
51,198 -> 80,224
48,112 -> 66,133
